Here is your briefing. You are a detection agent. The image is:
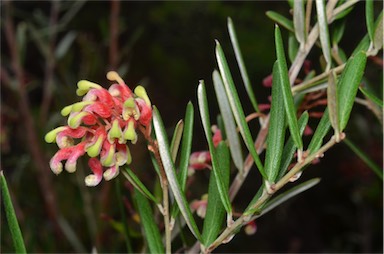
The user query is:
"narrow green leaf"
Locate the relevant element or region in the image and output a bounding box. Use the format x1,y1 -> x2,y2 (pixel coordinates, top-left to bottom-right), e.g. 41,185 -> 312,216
373,11 -> 383,51
178,102 -> 194,190
198,81 -> 232,215
327,70 -> 339,135
228,17 -> 260,113
277,112 -> 309,180
215,41 -> 265,178
337,51 -> 367,131
1,171 -> 27,253
275,25 -> 303,151
170,120 -> 184,163
264,62 -> 286,182
334,4 -> 354,21
153,107 -> 202,240
115,179 -> 133,253
316,0 -> 332,70
293,1 -> 306,44
258,178 -> 321,217
202,142 -> 231,246
171,102 -> 194,218
288,33 -> 299,63
332,20 -> 346,45
266,11 -> 294,32
123,168 -> 160,204
245,178 -> 321,217
366,0 -> 374,42
352,34 -> 370,56
212,70 -> 244,173
343,138 -> 383,180
308,109 -> 331,154
133,189 -> 164,254
359,85 -> 383,108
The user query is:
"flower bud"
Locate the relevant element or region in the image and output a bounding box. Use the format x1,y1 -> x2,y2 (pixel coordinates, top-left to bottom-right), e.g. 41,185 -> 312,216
68,112 -> 89,128
108,119 -> 122,143
86,135 -> 104,157
76,80 -> 102,96
100,142 -> 115,167
45,127 -> 66,143
85,158 -> 103,186
134,85 -> 151,106
123,120 -> 137,144
103,164 -> 119,181
61,105 -> 73,116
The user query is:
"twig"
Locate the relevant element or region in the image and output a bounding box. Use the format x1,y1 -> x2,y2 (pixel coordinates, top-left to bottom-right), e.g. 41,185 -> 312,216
109,0 -> 120,70
4,0 -> 61,237
206,134 -> 343,253
40,0 -> 60,124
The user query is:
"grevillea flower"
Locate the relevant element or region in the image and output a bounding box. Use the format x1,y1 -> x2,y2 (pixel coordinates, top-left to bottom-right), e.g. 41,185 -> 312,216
45,71 -> 152,186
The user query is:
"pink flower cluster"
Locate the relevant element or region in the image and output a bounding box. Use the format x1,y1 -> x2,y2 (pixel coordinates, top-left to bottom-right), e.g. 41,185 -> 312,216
45,72 -> 152,186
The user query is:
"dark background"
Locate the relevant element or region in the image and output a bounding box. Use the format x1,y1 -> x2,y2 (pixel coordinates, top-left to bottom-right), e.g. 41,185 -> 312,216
1,1 -> 382,253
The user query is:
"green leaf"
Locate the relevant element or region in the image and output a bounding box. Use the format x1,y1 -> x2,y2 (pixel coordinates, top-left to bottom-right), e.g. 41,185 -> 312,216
373,11 -> 383,51
228,17 -> 260,113
266,11 -> 294,32
316,0 -> 332,70
133,189 -> 164,254
198,81 -> 232,215
359,85 -> 383,108
293,1 -> 306,44
308,109 -> 331,154
352,34 -> 370,56
288,33 -> 299,63
366,0 -> 374,42
215,41 -> 265,178
123,168 -> 160,204
337,51 -> 367,131
343,138 -> 383,180
212,70 -> 244,173
327,70 -> 339,135
264,62 -> 286,182
275,25 -> 303,151
334,4 -> 354,21
177,102 -> 194,190
171,102 -> 194,218
257,178 -> 321,217
115,179 -> 133,253
1,171 -> 27,253
152,107 -> 202,240
202,142 -> 231,246
277,112 -> 309,180
170,120 -> 184,163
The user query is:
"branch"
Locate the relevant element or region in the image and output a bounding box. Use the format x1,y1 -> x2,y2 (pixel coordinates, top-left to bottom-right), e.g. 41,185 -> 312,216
4,0 -> 61,237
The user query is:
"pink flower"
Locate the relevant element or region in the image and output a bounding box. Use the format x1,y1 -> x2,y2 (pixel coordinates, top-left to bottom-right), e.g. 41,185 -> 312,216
190,194 -> 208,218
45,71 -> 152,186
188,151 -> 212,171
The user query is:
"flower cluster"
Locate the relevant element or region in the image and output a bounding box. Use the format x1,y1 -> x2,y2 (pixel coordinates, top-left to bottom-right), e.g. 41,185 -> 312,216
45,72 -> 152,186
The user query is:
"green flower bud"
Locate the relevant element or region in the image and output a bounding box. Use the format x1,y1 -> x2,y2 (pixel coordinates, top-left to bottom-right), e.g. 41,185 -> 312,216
61,105 -> 73,116
86,135 -> 104,157
123,120 -> 137,144
134,85 -> 151,106
44,127 -> 66,143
